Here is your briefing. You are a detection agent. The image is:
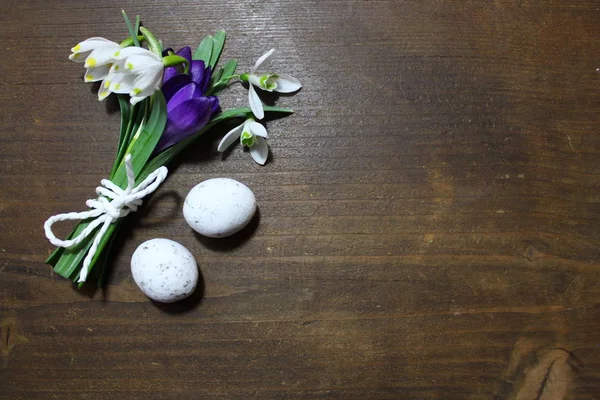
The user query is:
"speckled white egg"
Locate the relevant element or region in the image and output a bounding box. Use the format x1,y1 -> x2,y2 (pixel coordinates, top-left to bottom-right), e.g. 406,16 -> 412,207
131,238 -> 198,303
183,178 -> 257,238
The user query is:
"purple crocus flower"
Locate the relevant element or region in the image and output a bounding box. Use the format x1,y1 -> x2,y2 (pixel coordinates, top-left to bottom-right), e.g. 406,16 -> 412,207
155,47 -> 220,153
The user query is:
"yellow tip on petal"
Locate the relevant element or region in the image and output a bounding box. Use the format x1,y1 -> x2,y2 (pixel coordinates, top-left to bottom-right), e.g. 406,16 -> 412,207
103,80 -> 111,88
114,65 -> 119,71
99,91 -> 109,100
72,44 -> 81,52
112,83 -> 121,90
126,62 -> 133,70
85,57 -> 97,68
114,51 -> 120,57
132,88 -> 142,95
85,74 -> 94,82
71,53 -> 80,60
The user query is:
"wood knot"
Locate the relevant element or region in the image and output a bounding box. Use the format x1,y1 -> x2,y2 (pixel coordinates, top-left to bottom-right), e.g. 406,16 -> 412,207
1,317 -> 28,358
524,245 -> 543,262
510,347 -> 581,400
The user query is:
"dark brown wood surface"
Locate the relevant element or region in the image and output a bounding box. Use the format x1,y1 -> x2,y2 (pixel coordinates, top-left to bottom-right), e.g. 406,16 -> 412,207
1,0 -> 599,399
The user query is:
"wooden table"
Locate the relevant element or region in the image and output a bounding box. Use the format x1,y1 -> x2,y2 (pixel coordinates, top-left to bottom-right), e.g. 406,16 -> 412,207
1,1 -> 599,398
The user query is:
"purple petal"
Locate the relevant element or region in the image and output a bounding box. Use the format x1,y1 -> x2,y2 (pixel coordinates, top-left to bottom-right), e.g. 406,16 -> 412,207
155,97 -> 212,152
207,95 -> 220,115
161,74 -> 192,102
176,46 -> 192,63
167,83 -> 203,111
190,60 -> 206,86
199,66 -> 212,94
163,66 -> 178,84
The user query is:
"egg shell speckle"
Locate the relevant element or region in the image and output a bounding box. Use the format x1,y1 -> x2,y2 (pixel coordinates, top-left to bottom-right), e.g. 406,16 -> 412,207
183,178 -> 257,238
131,238 -> 199,303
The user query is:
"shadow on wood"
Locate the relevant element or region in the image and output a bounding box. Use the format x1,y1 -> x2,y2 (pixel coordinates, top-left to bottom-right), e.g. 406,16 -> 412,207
151,267 -> 206,315
193,207 -> 261,252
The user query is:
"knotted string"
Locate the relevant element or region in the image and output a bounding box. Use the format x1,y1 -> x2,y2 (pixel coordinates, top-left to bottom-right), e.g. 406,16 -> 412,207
44,154 -> 168,282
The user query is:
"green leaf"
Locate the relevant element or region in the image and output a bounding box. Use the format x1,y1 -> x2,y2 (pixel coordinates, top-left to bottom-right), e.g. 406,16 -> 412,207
211,67 -> 224,85
46,224 -> 77,266
119,35 -> 144,48
110,95 -> 132,176
91,219 -> 123,287
209,31 -> 226,69
111,99 -> 147,178
46,246 -> 63,266
134,15 -> 141,42
209,69 -> 224,94
116,95 -> 131,151
112,92 -> 167,186
139,106 -> 293,180
222,58 -> 237,79
121,10 -> 140,47
208,59 -> 238,95
51,221 -> 97,280
193,36 -> 213,64
140,27 -> 162,56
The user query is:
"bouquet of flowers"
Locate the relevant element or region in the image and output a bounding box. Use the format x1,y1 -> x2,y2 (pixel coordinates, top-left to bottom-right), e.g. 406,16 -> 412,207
43,12 -> 301,287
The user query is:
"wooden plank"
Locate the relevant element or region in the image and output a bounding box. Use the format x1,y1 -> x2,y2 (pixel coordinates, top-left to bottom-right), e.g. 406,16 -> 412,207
1,0 -> 599,398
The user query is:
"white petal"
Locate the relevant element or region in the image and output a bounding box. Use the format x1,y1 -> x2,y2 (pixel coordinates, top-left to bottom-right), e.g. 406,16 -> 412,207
274,74 -> 302,93
247,74 -> 263,88
217,123 -> 244,152
113,46 -> 149,60
71,37 -> 114,53
252,49 -> 275,72
130,96 -> 144,105
129,86 -> 156,105
130,93 -> 152,105
98,88 -> 112,101
149,69 -> 164,90
84,44 -> 121,68
84,64 -> 111,82
129,86 -> 157,105
124,52 -> 162,72
69,51 -> 91,62
247,121 -> 268,138
108,59 -> 127,74
130,66 -> 163,94
108,71 -> 136,94
248,84 -> 264,120
248,73 -> 278,92
249,137 -> 268,165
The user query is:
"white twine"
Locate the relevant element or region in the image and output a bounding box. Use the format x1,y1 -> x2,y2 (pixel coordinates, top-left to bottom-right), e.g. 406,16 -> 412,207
44,154 -> 168,283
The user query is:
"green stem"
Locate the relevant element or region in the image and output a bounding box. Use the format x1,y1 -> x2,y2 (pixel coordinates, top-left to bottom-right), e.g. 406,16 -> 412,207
121,10 -> 140,47
112,100 -> 146,178
205,75 -> 239,96
134,15 -> 141,42
140,27 -> 162,56
162,55 -> 190,74
120,35 -> 144,48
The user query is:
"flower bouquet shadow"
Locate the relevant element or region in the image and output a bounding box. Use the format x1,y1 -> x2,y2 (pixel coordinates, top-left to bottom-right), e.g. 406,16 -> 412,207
168,118 -> 238,168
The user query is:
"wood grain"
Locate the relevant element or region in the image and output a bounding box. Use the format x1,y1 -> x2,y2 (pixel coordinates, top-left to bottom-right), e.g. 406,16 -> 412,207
1,0 -> 599,399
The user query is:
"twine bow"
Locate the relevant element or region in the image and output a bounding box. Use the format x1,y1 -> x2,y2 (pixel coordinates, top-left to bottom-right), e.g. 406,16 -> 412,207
44,154 -> 168,282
